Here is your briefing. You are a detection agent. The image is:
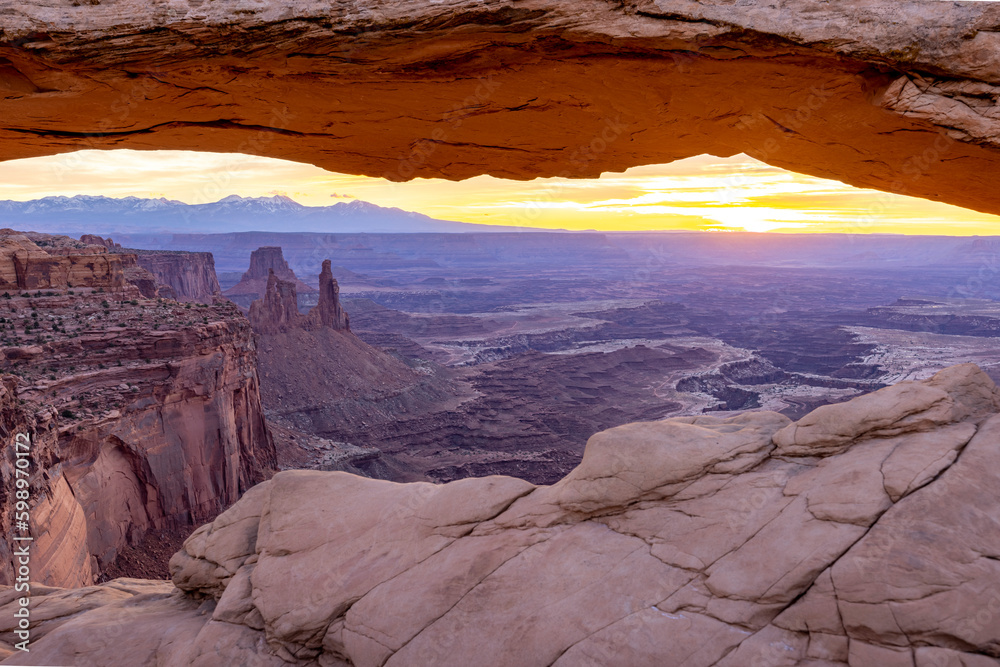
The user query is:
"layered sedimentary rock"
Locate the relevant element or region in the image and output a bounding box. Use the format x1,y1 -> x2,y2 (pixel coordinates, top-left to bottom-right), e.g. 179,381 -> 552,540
305,260 -> 349,331
7,364 -> 1000,666
225,247 -> 315,310
67,235 -> 220,302
249,270 -> 303,336
0,376 -> 93,590
1,2 -> 1000,217
0,231 -> 137,295
78,235 -> 117,251
133,251 -> 221,303
249,260 -> 348,335
250,262 -> 453,481
70,234 -> 173,299
0,231 -> 275,589
242,247 -> 305,286
119,255 -> 173,299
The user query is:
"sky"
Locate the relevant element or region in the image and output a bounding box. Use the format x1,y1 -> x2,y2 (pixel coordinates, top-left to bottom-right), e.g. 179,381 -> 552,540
1,149 -> 999,235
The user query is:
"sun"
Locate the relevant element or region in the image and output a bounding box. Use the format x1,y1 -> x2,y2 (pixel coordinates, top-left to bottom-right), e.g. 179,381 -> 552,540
0,150 -> 998,235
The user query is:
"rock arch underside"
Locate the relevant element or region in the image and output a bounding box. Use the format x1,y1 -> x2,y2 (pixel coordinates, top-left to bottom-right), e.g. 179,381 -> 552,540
0,0 -> 999,216
4,2 -> 1000,667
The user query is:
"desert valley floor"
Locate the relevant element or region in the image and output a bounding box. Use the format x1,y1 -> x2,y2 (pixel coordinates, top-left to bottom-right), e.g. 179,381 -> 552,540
136,231 -> 1000,487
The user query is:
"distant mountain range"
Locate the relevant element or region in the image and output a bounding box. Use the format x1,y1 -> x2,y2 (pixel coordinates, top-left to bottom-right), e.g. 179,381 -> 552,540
0,194 -> 546,235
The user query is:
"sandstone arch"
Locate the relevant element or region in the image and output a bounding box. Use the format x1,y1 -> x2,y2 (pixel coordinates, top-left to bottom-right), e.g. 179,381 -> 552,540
1,0 -> 999,216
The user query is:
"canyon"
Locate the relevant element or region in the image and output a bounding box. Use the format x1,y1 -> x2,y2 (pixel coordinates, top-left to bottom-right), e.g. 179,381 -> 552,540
153,232 -> 1000,489
3,364 -> 999,666
1,1 -> 999,664
9,229 -> 994,499
240,248 -> 456,480
0,230 -> 274,588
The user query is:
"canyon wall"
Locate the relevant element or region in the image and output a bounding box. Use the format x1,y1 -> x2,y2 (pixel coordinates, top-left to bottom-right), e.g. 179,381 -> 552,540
5,364 -> 1000,666
0,231 -> 275,588
0,231 -> 137,295
119,254 -> 174,300
0,376 -> 94,589
71,235 -> 178,300
134,251 -> 221,303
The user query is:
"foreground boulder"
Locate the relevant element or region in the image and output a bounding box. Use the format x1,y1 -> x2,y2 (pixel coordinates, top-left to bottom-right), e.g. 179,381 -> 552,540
3,364 -> 1000,666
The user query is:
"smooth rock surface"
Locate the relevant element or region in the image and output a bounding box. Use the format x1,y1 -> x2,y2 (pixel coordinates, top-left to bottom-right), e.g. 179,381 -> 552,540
772,363 -> 999,456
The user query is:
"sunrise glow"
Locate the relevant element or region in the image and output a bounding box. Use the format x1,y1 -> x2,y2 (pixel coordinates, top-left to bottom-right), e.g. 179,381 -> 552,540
1,150 -> 999,235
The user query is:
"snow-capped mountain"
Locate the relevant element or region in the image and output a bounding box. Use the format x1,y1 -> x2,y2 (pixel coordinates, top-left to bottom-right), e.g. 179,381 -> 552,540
0,195 -> 536,235
0,195 -> 186,216
204,194 -> 306,215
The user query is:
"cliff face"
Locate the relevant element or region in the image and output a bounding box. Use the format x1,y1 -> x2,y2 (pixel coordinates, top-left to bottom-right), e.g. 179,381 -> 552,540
0,231 -> 275,589
134,251 -> 221,303
305,260 -> 349,331
248,270 -> 302,336
251,259 -> 448,481
118,254 -> 175,300
0,376 -> 94,590
244,247 -> 296,283
0,231 -> 138,295
78,235 -> 117,250
8,363 -> 1000,666
249,259 -> 348,335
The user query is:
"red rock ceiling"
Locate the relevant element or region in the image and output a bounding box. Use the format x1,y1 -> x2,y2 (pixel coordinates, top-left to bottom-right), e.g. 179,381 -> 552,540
0,0 -> 998,215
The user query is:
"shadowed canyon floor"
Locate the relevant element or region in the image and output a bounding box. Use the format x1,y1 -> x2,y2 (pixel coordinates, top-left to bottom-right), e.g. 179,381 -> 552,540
170,233 -> 1000,488
3,364 -> 999,666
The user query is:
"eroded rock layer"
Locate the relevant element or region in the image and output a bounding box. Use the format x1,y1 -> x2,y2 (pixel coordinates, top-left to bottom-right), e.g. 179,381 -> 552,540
225,246 -> 315,310
0,231 -> 137,295
249,270 -> 303,336
133,250 -> 221,303
0,1 -> 999,216
249,259 -> 348,335
5,364 -> 999,666
0,231 -> 275,589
